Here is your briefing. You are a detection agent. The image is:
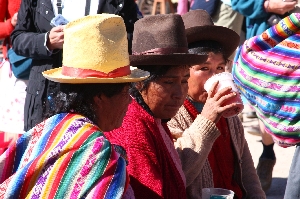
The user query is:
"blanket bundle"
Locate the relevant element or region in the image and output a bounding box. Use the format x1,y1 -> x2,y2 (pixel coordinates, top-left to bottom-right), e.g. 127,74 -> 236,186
233,13 -> 300,147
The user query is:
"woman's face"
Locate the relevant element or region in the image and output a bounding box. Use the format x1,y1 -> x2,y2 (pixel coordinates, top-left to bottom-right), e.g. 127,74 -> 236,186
141,66 -> 190,119
95,84 -> 132,132
188,52 -> 226,103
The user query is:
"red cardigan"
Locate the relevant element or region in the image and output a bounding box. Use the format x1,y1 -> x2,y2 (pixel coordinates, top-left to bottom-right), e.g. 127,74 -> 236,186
105,99 -> 186,199
0,0 -> 21,58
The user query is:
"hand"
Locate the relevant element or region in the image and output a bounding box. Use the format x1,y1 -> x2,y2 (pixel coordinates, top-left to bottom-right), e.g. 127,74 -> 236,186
46,25 -> 65,50
200,81 -> 241,123
265,0 -> 297,15
11,13 -> 18,27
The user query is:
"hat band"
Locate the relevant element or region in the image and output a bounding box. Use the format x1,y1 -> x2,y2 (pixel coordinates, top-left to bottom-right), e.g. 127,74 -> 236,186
61,65 -> 130,78
132,47 -> 188,55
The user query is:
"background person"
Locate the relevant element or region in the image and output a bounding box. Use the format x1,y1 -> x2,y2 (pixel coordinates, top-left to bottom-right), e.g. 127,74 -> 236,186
231,13 -> 300,199
230,0 -> 297,192
10,0 -> 141,132
0,0 -> 27,154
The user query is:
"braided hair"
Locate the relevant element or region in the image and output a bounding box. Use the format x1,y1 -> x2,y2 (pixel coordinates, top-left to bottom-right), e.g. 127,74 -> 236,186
44,83 -> 130,124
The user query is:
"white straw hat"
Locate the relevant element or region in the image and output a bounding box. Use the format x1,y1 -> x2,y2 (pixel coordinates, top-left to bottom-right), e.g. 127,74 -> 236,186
43,14 -> 149,83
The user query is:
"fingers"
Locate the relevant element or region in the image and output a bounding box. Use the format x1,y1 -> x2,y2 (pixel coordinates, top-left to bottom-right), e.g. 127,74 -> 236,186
51,25 -> 65,33
207,81 -> 219,98
212,86 -> 232,101
269,0 -> 297,14
48,26 -> 65,50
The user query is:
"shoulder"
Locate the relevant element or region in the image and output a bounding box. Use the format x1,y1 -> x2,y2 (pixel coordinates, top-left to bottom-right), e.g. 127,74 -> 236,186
168,105 -> 193,138
105,100 -> 158,148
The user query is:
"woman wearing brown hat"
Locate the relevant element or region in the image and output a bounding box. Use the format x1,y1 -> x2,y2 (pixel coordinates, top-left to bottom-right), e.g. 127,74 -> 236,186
167,10 -> 266,198
0,14 -> 149,198
104,14 -> 207,199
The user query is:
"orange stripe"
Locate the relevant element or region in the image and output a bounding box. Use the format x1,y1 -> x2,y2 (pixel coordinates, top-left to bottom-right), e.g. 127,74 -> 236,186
19,114 -> 75,197
47,127 -> 99,198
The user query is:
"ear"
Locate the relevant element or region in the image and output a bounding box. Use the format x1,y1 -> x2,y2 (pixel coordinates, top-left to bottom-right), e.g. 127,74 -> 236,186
93,94 -> 104,108
135,81 -> 143,91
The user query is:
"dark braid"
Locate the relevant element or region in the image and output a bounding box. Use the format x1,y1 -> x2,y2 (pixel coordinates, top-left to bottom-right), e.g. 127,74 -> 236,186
44,83 -> 130,123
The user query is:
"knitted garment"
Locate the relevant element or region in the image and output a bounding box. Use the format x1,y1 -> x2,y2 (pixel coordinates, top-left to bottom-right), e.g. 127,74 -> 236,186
184,99 -> 243,199
168,105 -> 266,199
105,99 -> 186,199
232,13 -> 300,147
0,113 -> 129,199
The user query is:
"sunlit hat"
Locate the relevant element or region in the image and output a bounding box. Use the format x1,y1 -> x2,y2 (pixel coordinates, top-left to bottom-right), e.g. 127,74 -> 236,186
130,14 -> 208,65
182,9 -> 240,59
43,14 -> 149,83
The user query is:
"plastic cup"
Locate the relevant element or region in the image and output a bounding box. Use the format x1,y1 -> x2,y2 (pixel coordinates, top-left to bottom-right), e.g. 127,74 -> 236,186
204,72 -> 244,118
202,188 -> 234,199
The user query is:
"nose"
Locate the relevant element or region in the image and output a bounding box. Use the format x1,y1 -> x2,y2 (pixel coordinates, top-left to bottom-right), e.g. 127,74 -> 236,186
173,84 -> 186,100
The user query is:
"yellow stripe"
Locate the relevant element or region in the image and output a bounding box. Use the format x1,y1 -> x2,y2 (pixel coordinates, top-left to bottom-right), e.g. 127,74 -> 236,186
26,115 -> 83,198
40,121 -> 94,198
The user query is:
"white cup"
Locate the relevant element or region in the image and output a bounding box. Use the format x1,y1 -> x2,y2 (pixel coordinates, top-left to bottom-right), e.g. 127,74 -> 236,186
204,72 -> 244,118
202,188 -> 234,199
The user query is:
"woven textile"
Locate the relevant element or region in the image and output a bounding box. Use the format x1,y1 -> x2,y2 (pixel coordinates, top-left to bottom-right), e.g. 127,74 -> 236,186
232,13 -> 300,147
0,113 -> 129,198
105,99 -> 186,199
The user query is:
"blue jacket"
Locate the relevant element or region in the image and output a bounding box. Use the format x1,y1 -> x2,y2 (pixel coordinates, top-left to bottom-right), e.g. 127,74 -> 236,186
231,0 -> 270,39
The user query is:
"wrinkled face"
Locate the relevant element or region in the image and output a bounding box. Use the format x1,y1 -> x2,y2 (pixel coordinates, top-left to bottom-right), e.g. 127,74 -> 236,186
188,52 -> 226,103
95,84 -> 132,131
141,66 -> 190,119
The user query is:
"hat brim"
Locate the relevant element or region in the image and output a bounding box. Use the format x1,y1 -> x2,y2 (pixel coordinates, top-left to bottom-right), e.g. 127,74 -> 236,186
42,67 -> 150,83
129,54 -> 208,66
185,26 -> 240,58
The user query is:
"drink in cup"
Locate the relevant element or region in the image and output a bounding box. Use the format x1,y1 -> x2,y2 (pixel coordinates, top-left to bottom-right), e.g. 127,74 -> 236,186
202,188 -> 234,199
204,72 -> 244,118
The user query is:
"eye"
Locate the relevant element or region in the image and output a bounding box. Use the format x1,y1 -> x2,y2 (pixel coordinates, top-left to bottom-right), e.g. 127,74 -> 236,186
200,67 -> 209,71
164,80 -> 173,84
181,80 -> 188,84
217,65 -> 225,70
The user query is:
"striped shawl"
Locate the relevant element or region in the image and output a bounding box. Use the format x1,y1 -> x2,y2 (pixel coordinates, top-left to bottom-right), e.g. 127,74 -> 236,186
0,113 -> 129,199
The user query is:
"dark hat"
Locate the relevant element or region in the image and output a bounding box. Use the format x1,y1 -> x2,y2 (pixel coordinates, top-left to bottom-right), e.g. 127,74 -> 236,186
182,9 -> 240,58
130,14 -> 208,65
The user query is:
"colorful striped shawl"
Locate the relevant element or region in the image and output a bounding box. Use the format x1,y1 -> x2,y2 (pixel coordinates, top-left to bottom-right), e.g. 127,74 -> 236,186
232,13 -> 300,147
0,113 -> 129,199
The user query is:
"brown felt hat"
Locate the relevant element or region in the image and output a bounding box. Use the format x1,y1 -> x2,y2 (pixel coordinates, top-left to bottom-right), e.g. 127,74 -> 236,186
130,14 -> 208,65
182,9 -> 240,59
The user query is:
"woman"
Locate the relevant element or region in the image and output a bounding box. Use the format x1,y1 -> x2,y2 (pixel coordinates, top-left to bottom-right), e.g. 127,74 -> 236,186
231,13 -> 300,199
231,0 -> 297,189
0,0 -> 27,152
104,14 -> 207,199
167,10 -> 265,199
0,14 -> 149,198
10,0 -> 140,132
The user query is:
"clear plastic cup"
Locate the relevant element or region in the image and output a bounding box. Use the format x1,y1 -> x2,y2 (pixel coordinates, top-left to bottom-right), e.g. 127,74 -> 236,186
202,188 -> 234,199
204,72 -> 244,118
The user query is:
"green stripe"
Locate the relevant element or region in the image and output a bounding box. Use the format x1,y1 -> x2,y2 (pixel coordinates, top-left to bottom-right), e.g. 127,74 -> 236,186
237,62 -> 300,99
240,58 -> 300,85
54,131 -> 111,198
